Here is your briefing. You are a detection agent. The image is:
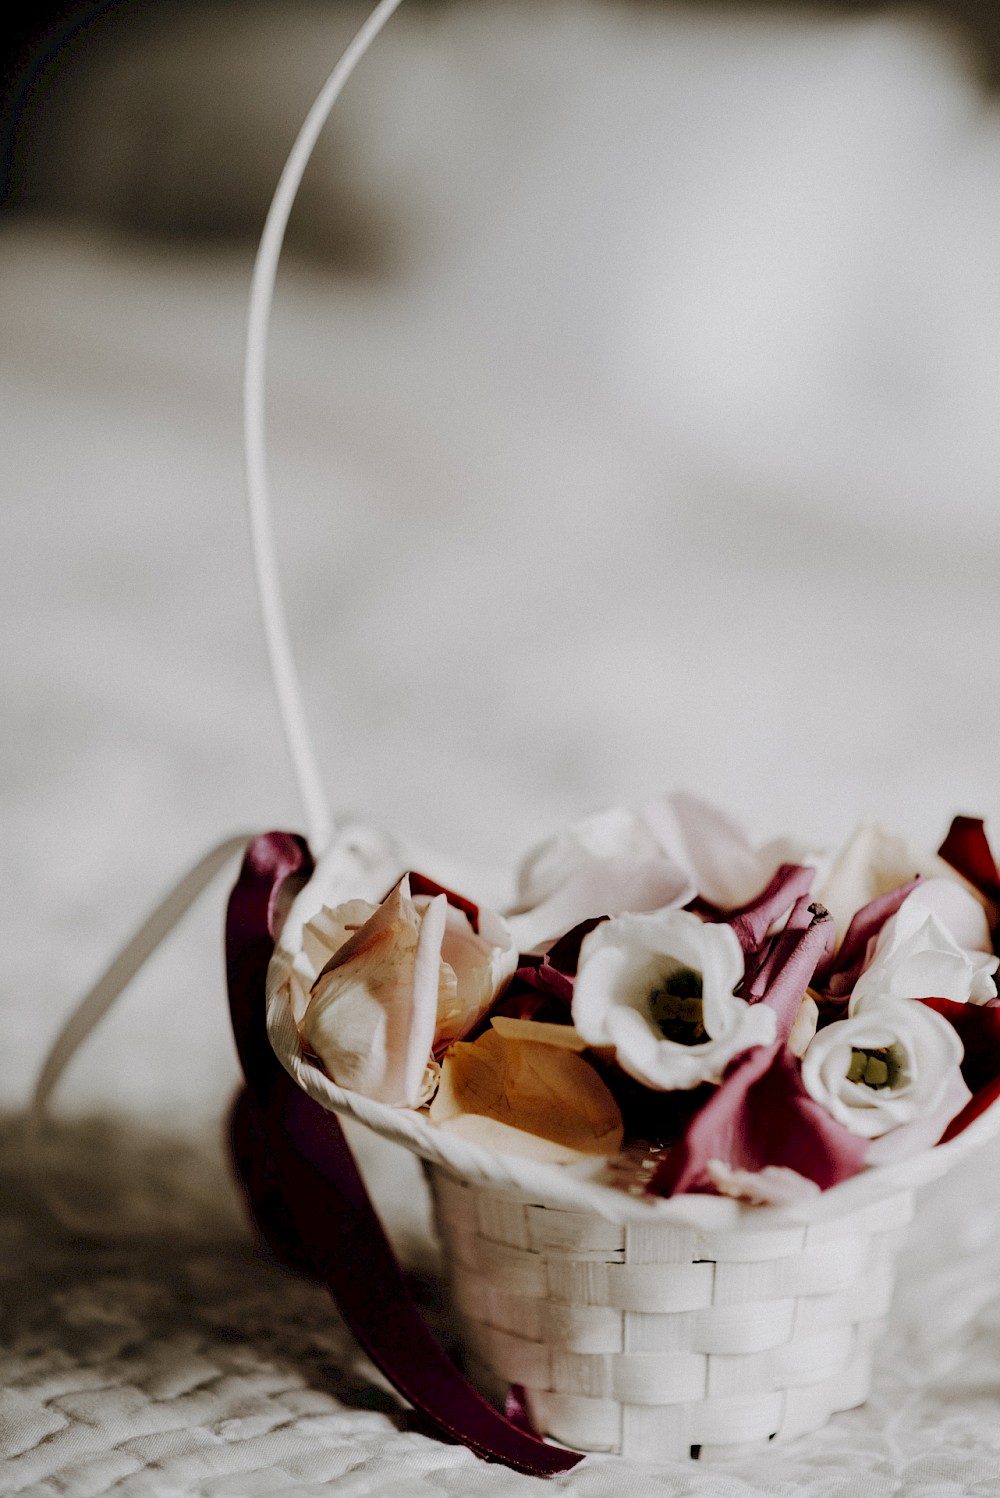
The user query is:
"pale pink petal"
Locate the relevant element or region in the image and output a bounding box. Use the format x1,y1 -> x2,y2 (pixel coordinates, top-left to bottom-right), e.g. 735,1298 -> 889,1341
514,806 -> 659,908
431,899 -> 517,1049
507,857 -> 693,957
641,793 -> 764,908
641,793 -> 817,909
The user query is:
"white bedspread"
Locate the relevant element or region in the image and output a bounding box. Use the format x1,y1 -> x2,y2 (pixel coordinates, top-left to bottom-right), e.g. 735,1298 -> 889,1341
4,3 -> 1000,1490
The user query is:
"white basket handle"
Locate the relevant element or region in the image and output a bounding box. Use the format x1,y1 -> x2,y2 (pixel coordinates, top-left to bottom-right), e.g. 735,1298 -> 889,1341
244,0 -> 406,853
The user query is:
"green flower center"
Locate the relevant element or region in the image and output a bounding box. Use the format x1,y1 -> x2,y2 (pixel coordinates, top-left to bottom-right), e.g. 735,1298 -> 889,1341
846,1045 -> 898,1090
648,965 -> 706,1045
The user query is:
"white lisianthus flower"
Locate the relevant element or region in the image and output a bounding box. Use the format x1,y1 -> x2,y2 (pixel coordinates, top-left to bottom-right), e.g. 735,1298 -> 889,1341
851,898 -> 998,1011
800,996 -> 965,1138
571,908 -> 776,1091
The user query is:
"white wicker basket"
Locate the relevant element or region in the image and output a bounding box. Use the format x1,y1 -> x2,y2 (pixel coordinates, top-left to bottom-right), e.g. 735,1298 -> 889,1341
266,827 -> 1000,1461
425,1167 -> 911,1460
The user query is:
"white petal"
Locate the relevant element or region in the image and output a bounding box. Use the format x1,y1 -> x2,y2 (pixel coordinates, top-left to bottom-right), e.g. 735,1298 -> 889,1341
903,878 -> 993,954
788,996 -> 819,1058
515,807 -> 659,908
705,1160 -> 821,1207
852,900 -> 998,1011
507,856 -> 693,957
866,1068 -> 972,1165
641,792 -> 821,908
814,819 -> 990,949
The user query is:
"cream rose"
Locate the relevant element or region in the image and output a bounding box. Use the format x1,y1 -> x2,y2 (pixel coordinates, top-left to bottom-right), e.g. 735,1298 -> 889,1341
571,907 -> 776,1091
301,876 -> 516,1108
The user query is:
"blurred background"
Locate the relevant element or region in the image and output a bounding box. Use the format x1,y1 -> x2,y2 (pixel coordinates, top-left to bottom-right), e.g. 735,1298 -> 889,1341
4,0 -> 1000,1120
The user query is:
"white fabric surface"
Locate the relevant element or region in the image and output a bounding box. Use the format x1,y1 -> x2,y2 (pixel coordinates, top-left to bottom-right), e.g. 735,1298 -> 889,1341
5,3 -> 1000,1490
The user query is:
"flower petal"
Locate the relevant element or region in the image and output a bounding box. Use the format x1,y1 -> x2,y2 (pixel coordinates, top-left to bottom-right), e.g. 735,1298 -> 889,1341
409,894 -> 450,1100
507,857 -> 693,957
572,908 -> 776,1091
641,792 -> 822,909
489,1015 -> 588,1050
407,871 -> 482,932
301,899 -> 378,984
850,900 -> 998,1010
705,1159 -> 821,1207
788,996 -> 820,1058
898,877 -> 993,955
743,908 -> 835,1043
801,996 -> 965,1138
865,1068 -> 972,1164
919,997 -> 1000,1140
303,879 -> 442,1108
431,898 -> 518,1050
724,864 -> 817,956
430,1028 -> 623,1161
649,1042 -> 868,1197
823,880 -> 920,996
938,815 -> 1000,917
515,805 -> 661,907
814,819 -> 990,949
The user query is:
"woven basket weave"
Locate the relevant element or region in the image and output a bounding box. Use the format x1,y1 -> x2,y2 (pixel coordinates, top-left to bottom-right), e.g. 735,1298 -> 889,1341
425,1167 -> 913,1460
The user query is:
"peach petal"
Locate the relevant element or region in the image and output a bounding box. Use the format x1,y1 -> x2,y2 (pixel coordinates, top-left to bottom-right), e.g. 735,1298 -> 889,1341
430,1028 -> 623,1160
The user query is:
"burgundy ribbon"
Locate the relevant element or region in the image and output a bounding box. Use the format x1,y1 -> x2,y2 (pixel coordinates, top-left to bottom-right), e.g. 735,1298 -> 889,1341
225,831 -> 582,1478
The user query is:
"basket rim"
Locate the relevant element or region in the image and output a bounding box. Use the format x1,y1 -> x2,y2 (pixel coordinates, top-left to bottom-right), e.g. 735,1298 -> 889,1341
267,823 -> 1000,1228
